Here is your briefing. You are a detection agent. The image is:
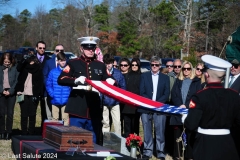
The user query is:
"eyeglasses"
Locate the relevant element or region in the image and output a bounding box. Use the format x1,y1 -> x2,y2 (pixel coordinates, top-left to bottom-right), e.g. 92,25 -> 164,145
151,64 -> 160,67
131,64 -> 138,67
232,63 -> 239,69
55,49 -> 64,52
174,65 -> 181,68
39,47 -> 45,50
182,68 -> 191,71
196,68 -> 202,71
166,65 -> 173,68
113,65 -> 119,68
120,64 -> 129,67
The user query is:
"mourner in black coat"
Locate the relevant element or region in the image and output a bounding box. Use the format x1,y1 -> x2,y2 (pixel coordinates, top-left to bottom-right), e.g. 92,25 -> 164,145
15,55 -> 43,135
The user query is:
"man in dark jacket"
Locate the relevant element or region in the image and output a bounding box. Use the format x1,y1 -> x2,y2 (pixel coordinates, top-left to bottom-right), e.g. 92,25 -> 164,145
58,37 -> 114,144
138,56 -> 170,160
102,54 -> 126,136
35,41 -> 51,131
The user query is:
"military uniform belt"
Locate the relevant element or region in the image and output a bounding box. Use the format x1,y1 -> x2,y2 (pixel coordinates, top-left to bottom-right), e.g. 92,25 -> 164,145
197,127 -> 230,135
72,85 -> 99,93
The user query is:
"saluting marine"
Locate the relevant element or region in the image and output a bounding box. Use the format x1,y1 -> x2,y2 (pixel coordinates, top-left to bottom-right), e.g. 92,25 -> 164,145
58,37 -> 114,144
183,55 -> 240,160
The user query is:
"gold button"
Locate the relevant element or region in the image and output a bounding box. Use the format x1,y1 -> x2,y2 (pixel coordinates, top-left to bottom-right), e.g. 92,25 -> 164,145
89,67 -> 91,69
89,71 -> 91,73
90,76 -> 92,78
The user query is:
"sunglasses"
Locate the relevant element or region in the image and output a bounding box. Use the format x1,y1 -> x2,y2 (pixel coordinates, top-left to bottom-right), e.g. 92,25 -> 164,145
166,65 -> 173,68
113,65 -> 119,67
232,63 -> 239,69
174,65 -> 181,68
131,64 -> 138,66
39,47 -> 45,50
196,68 -> 202,71
120,64 -> 129,67
182,67 -> 191,71
151,64 -> 160,67
55,49 -> 64,52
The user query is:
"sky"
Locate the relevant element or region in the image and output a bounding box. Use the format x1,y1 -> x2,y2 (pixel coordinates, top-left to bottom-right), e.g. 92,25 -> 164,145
2,0 -> 56,16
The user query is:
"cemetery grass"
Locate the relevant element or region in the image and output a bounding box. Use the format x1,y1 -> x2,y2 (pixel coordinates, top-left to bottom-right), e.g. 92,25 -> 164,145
0,103 -> 173,160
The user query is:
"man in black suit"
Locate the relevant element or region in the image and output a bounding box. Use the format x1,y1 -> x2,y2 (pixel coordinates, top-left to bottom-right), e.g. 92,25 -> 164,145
35,41 -> 51,132
229,59 -> 240,158
138,56 -> 170,160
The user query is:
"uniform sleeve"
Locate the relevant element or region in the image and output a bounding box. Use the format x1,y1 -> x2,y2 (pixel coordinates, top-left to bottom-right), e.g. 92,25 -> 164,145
233,95 -> 240,126
57,62 -> 77,86
184,94 -> 203,131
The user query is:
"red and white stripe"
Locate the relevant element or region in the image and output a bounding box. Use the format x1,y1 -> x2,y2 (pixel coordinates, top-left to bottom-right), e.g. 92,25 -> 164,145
86,79 -> 164,109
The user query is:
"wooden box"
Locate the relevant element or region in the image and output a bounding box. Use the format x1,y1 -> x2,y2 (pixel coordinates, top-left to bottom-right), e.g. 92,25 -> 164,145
43,126 -> 94,150
42,120 -> 63,138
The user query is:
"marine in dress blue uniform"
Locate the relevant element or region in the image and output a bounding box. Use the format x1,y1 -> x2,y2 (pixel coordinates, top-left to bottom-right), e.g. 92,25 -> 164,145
183,55 -> 240,160
58,37 -> 113,144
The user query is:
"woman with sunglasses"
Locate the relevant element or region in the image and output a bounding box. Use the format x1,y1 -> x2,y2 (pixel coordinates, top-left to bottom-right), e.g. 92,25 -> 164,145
0,53 -> 19,140
171,61 -> 203,160
195,63 -> 205,85
122,58 -> 141,137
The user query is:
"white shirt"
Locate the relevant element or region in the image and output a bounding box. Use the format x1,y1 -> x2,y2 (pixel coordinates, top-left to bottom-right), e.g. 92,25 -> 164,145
151,71 -> 159,101
229,73 -> 240,86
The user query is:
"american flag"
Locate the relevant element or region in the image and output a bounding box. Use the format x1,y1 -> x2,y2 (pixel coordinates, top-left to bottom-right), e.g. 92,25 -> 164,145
85,79 -> 188,115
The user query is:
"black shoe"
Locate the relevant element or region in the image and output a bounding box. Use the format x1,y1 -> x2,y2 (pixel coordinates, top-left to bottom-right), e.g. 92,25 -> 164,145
5,133 -> 11,140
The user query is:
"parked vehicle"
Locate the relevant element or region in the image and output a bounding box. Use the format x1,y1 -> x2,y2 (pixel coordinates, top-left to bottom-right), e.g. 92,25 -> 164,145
129,58 -> 151,73
161,58 -> 175,68
18,47 -> 35,54
45,51 -> 77,60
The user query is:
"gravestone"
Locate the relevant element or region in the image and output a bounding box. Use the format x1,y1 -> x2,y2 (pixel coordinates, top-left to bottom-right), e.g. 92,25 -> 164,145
103,132 -> 130,156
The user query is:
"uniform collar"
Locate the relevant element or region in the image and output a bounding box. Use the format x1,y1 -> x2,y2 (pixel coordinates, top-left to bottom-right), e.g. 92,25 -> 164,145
206,82 -> 223,88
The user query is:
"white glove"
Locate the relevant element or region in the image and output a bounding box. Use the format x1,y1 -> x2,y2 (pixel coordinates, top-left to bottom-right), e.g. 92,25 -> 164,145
106,78 -> 115,85
181,114 -> 188,123
74,76 -> 86,84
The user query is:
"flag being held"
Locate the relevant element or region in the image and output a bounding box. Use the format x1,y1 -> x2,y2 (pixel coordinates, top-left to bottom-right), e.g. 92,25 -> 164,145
85,79 -> 188,115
